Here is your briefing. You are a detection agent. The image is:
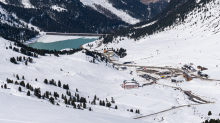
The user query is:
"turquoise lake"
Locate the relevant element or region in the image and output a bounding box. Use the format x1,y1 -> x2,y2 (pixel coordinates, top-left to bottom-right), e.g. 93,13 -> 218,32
29,37 -> 98,51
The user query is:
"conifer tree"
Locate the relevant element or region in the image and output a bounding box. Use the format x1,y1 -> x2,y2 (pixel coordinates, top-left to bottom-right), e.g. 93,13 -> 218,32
77,104 -> 80,109
73,103 -> 76,108
15,81 -> 19,85
106,102 -> 111,107
83,102 -> 86,108
4,84 -> 7,89
26,83 -> 30,89
62,94 -> 64,99
44,79 -> 48,84
77,96 -> 79,102
99,100 -> 102,106
22,76 -> 25,80
16,74 -> 19,80
27,90 -> 30,96
38,94 -> 41,99
35,78 -> 37,81
89,107 -> 92,111
94,95 -> 97,100
58,80 -> 61,87
65,99 -> 67,104
25,60 -> 28,65
46,91 -> 49,98
20,81 -> 25,87
73,97 -> 76,102
103,100 -> 105,106
49,97 -> 54,104
115,105 -> 118,109
71,100 -> 75,106
208,111 -> 212,116
66,84 -> 69,90
18,86 -> 22,92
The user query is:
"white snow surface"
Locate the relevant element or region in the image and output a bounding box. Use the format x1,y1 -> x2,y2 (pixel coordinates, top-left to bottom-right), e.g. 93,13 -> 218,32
0,92 -> 142,123
134,20 -> 157,29
82,0 -> 220,122
51,5 -> 67,12
0,0 -> 7,4
1,0 -> 220,122
21,0 -> 34,8
0,37 -> 148,123
79,0 -> 140,24
93,0 -> 220,81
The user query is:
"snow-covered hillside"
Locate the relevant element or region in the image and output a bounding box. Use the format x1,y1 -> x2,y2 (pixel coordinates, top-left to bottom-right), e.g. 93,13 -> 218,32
0,5 -> 39,31
81,0 -> 220,122
80,0 -> 139,24
93,0 -> 220,72
1,0 -> 220,122
0,38 -> 146,122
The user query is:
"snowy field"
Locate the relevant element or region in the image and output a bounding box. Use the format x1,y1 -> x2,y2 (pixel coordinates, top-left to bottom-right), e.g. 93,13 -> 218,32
1,0 -> 220,122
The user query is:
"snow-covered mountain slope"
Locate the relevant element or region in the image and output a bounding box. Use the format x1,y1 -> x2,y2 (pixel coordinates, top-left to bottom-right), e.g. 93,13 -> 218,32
0,92 -> 142,123
21,0 -> 34,8
1,34 -> 218,123
0,4 -> 39,42
81,1 -> 220,122
80,0 -> 168,24
93,0 -> 220,73
0,38 -> 145,122
2,0 -> 220,122
80,0 -> 139,24
0,5 -> 39,31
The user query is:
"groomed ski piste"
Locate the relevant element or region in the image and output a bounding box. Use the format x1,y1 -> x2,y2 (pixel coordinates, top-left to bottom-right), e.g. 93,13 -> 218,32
1,0 -> 220,123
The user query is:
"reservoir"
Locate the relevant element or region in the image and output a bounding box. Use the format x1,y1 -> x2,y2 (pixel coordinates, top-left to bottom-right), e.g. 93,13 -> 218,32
29,35 -> 98,51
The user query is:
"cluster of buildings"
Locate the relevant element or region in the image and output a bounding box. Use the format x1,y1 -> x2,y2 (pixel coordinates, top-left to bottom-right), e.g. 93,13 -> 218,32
182,64 -> 196,73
